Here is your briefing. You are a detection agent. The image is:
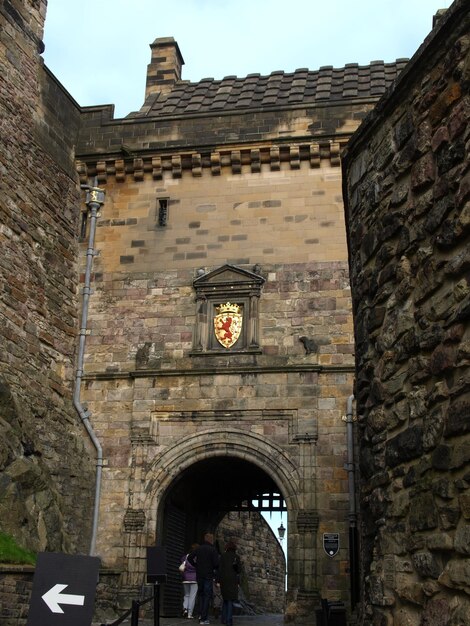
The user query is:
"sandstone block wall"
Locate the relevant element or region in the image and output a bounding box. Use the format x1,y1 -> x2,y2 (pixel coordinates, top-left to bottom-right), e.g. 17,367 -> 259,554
0,0 -> 94,562
342,1 -> 470,623
81,163 -> 351,371
78,155 -> 355,608
77,101 -> 369,154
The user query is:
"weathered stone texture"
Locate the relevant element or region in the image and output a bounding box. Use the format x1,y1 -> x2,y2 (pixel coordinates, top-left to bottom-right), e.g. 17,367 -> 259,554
0,566 -> 34,626
217,512 -> 286,613
76,99 -> 356,616
342,1 -> 470,623
0,0 -> 94,583
0,1 -> 418,624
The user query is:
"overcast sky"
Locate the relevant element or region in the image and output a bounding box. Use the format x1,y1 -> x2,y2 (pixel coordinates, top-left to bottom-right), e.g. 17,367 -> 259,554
43,0 -> 453,118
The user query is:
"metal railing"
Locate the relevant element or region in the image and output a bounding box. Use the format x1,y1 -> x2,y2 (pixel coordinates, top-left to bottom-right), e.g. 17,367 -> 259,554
101,583 -> 161,626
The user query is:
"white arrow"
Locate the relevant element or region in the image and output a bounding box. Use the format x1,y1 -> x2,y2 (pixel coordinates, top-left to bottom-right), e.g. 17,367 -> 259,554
42,583 -> 85,614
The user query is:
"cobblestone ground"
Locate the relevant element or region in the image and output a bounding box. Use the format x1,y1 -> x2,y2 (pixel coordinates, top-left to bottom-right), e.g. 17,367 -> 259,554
95,614 -> 285,626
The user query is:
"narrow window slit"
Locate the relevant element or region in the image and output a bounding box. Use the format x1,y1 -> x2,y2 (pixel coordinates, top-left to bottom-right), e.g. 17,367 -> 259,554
157,198 -> 169,226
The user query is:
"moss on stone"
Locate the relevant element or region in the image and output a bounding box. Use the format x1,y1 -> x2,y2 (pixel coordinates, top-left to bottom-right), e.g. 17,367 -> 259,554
0,533 -> 36,565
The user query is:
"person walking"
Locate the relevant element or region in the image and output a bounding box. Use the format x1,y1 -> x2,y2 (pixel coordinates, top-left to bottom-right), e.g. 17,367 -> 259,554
181,543 -> 199,619
187,532 -> 219,625
216,541 -> 241,626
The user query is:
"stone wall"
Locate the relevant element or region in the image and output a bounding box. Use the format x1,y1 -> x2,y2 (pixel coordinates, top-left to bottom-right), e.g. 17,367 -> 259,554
217,512 -> 286,613
77,101 -> 370,155
71,31 -> 397,620
78,163 -> 352,372
0,566 -> 34,626
80,262 -> 354,600
342,1 -> 470,623
0,0 -> 94,561
77,152 -> 355,616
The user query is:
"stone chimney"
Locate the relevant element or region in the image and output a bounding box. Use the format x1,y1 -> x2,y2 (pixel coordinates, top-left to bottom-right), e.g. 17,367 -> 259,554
145,37 -> 184,100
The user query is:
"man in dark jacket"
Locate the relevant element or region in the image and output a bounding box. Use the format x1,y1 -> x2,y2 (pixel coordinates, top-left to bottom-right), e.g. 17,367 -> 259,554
216,541 -> 241,626
187,532 -> 219,625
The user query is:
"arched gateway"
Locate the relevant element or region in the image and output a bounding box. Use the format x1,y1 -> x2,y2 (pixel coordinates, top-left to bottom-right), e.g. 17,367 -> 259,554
148,429 -> 300,508
116,423 -> 304,594
92,381 -> 353,621
145,430 -> 298,614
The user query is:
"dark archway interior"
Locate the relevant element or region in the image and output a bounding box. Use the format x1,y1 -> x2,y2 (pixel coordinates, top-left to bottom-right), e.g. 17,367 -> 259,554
169,456 -> 284,514
160,456 -> 286,615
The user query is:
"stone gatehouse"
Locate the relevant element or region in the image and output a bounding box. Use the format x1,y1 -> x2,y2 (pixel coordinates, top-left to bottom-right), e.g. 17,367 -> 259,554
3,1 -> 468,625
73,36 -> 405,620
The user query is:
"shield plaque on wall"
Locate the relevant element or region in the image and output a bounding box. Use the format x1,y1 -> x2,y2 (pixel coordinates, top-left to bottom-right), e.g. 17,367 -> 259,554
323,532 -> 340,557
214,302 -> 242,348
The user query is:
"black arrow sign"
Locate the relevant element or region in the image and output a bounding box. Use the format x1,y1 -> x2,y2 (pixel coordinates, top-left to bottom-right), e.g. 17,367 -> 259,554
27,552 -> 100,626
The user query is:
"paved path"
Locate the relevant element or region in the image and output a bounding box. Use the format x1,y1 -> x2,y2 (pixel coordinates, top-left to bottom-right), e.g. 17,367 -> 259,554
96,614 -> 285,626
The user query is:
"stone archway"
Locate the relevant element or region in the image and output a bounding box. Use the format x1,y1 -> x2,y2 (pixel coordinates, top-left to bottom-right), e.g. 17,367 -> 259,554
123,428 -> 301,615
149,429 -> 298,617
146,428 -> 300,511
155,454 -> 289,616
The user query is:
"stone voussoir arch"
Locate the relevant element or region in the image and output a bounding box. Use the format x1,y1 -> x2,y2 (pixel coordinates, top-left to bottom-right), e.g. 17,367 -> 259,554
144,427 -> 301,513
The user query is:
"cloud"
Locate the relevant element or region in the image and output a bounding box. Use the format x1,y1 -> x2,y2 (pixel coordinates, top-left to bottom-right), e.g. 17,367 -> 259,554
42,0 -> 453,117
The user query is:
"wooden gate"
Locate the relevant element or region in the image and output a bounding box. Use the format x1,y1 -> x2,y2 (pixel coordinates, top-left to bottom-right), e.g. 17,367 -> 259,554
161,502 -> 186,616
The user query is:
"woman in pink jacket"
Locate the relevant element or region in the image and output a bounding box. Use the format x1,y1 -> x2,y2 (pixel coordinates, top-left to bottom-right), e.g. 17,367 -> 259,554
181,543 -> 199,619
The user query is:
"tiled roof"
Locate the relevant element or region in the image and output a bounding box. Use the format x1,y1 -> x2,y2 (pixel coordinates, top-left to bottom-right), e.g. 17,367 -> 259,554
133,59 -> 409,118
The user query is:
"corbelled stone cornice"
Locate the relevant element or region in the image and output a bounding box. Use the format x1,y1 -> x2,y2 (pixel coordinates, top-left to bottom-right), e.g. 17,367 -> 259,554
76,140 -> 343,183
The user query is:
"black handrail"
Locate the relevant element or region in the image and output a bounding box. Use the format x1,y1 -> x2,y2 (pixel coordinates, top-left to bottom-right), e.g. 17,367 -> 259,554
101,591 -> 155,626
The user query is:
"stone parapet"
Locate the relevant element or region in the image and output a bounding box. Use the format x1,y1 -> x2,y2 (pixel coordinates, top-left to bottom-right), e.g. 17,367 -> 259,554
76,101 -> 371,156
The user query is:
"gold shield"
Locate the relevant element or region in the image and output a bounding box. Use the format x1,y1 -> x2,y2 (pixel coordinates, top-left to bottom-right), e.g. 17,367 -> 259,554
214,302 -> 242,348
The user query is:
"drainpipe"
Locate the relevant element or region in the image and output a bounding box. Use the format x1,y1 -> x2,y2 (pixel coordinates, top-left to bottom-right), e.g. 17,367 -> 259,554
344,394 -> 360,609
73,184 -> 105,556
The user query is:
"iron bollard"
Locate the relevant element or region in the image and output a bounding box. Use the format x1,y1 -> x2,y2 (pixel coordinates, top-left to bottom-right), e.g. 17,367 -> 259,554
131,599 -> 140,626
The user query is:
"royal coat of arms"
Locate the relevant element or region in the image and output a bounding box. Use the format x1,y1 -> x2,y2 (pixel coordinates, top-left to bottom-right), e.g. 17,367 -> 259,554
214,302 -> 243,348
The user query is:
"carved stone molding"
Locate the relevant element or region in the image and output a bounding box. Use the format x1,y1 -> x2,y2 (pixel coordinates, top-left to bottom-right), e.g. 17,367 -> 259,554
76,141 -> 344,184
191,264 -> 265,355
123,508 -> 146,533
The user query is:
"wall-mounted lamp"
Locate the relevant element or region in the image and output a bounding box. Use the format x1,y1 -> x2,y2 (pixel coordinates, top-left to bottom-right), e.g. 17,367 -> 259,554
278,522 -> 286,543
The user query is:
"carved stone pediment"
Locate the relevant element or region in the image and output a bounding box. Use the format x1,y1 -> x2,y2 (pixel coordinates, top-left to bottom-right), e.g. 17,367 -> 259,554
193,264 -> 265,295
192,265 -> 265,354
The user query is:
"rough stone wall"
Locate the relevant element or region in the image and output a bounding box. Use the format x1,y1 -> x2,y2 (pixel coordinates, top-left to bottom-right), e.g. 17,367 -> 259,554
0,566 -> 34,626
342,1 -> 470,623
0,0 -> 94,563
217,512 -> 286,613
